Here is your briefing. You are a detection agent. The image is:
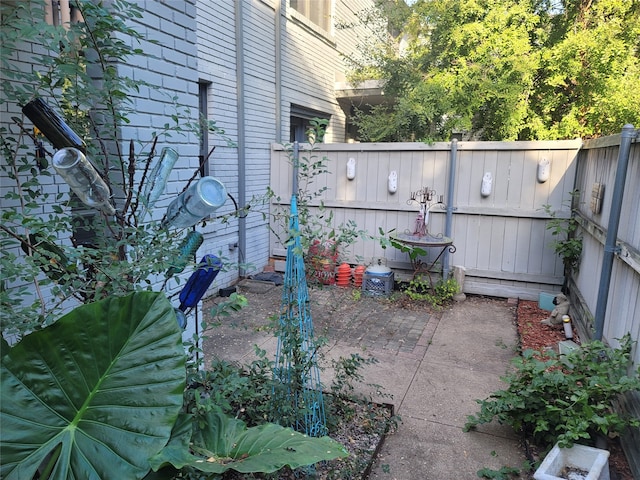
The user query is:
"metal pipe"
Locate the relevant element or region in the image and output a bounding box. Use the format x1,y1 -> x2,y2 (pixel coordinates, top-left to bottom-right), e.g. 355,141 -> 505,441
443,138 -> 458,279
593,124 -> 636,340
292,141 -> 299,194
275,0 -> 282,141
235,0 -> 247,277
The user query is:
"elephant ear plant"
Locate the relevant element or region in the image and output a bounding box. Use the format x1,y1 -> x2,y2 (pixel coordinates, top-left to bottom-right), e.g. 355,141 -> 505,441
0,292 -> 348,479
0,2 -> 347,477
0,292 -> 186,480
148,409 -> 347,476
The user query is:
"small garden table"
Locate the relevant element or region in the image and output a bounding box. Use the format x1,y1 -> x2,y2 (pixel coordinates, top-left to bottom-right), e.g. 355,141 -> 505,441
391,232 -> 456,286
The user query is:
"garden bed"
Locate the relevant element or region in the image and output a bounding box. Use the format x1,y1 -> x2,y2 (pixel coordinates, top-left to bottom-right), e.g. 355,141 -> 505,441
515,299 -> 633,480
222,398 -> 396,479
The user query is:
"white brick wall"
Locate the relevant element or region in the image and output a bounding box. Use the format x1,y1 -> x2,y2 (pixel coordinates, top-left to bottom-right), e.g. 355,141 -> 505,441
193,0 -> 381,287
1,0 -> 207,330
2,0 -> 382,312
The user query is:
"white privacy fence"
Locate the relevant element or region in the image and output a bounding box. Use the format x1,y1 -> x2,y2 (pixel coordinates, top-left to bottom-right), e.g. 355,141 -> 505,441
570,126 -> 640,480
270,140 -> 582,299
270,133 -> 640,358
270,131 -> 640,475
570,127 -> 640,362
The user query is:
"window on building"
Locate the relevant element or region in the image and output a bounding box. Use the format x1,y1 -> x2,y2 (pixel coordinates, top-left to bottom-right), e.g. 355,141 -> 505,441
198,81 -> 212,177
290,104 -> 330,143
290,0 -> 331,32
44,0 -> 83,28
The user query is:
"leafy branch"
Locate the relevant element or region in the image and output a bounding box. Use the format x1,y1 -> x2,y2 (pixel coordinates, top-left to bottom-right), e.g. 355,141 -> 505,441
542,190 -> 583,277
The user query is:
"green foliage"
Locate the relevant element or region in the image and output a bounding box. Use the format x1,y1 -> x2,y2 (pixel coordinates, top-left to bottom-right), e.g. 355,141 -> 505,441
323,353 -> 399,480
380,228 -> 460,306
269,305 -> 329,432
405,276 -> 459,307
351,287 -> 362,301
326,354 -> 385,428
464,334 -> 640,451
1,294 -> 345,480
0,292 -> 186,480
192,346 -> 394,435
380,232 -> 428,262
1,3 -> 343,479
185,348 -> 275,428
184,343 -> 399,479
149,409 -> 348,476
348,0 -> 640,141
0,0 -> 243,340
269,119 -> 366,270
477,465 -> 523,479
542,191 -> 582,274
205,292 -> 250,328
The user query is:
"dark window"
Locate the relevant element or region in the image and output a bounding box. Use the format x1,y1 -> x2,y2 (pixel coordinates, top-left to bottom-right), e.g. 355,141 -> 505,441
290,104 -> 330,143
198,81 -> 211,177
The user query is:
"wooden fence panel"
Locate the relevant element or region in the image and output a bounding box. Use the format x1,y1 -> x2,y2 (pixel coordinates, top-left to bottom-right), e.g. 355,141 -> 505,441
271,132 -> 640,476
271,140 -> 581,298
572,137 -> 640,360
571,132 -> 640,480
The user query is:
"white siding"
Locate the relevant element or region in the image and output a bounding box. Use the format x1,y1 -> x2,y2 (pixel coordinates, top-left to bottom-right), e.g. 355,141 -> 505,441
195,0 -> 383,282
0,0 -> 204,325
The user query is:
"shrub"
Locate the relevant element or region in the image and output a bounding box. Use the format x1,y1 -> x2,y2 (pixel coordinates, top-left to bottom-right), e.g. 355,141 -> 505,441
405,276 -> 459,307
465,333 -> 640,451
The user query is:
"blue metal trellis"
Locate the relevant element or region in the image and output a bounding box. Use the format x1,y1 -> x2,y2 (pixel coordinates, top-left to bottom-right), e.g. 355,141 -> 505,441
272,142 -> 327,438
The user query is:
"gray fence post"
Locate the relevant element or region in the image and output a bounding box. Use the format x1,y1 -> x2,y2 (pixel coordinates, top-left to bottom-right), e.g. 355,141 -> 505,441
593,124 -> 636,340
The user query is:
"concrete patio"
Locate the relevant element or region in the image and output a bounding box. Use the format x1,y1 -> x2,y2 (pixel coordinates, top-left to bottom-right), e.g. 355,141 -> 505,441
202,279 -> 527,479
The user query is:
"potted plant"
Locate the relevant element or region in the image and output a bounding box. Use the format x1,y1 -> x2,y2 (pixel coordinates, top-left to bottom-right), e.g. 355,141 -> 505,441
270,120 -> 365,285
307,237 -> 339,284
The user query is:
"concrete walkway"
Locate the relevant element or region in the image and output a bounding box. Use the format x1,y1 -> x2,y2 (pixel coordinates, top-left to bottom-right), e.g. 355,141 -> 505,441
202,281 -> 528,479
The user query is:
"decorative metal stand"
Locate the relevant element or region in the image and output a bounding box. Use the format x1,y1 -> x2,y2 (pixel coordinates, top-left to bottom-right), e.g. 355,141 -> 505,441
408,186 -> 441,237
272,142 -> 327,439
392,232 -> 456,286
393,186 -> 456,285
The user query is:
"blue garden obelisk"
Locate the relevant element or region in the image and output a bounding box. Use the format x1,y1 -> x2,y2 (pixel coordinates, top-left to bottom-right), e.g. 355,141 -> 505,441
272,142 -> 327,438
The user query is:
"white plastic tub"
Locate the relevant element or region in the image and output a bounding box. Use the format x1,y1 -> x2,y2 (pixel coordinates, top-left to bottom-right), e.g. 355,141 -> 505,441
534,443 -> 610,480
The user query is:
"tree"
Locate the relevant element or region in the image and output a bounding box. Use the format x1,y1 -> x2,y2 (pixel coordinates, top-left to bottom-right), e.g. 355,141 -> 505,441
531,0 -> 640,139
349,0 -> 640,141
1,4 -> 348,477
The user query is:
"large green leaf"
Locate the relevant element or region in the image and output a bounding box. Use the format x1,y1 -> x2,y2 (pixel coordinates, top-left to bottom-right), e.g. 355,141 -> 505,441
150,409 -> 348,474
0,292 -> 186,480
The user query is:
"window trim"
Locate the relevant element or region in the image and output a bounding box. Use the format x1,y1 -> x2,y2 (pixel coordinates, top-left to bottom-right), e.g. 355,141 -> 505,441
287,0 -> 334,40
290,104 -> 331,143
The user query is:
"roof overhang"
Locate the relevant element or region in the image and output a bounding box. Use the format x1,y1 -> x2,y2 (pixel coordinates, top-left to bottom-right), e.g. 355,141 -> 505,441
335,79 -> 393,113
